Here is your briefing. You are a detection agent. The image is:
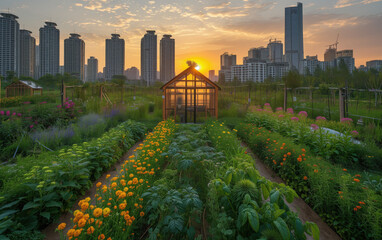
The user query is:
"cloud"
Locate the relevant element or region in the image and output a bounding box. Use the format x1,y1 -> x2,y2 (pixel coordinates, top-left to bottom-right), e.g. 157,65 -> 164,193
149,1 -> 155,5
204,2 -> 231,10
334,0 -> 381,8
159,4 -> 182,14
75,3 -> 83,7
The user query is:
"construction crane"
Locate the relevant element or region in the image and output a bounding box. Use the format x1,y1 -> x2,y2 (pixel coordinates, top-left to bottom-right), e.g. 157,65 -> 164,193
327,33 -> 339,50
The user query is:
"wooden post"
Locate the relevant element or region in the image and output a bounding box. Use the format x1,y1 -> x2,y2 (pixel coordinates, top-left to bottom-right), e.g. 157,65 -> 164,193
339,88 -> 345,120
162,90 -> 166,120
283,84 -> 287,111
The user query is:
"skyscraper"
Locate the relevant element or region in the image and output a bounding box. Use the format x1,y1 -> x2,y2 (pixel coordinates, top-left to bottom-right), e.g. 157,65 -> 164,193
160,34 -> 175,82
105,34 -> 125,80
35,45 -> 40,79
0,13 -> 20,78
247,47 -> 268,62
19,30 -> 35,78
87,57 -> 98,82
285,2 -> 304,73
268,39 -> 283,63
39,22 -> 60,77
125,67 -> 139,80
64,33 -> 85,81
219,52 -> 236,82
141,30 -> 157,86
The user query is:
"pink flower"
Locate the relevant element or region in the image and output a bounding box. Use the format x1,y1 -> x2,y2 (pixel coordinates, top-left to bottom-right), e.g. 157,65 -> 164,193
23,101 -> 31,104
311,124 -> 319,130
351,130 -> 359,136
316,116 -> 327,121
57,105 -> 62,108
278,114 -> 285,118
0,111 -> 4,115
39,101 -> 47,104
298,111 -> 308,117
341,118 -> 353,123
264,103 -> 271,106
29,125 -> 34,129
17,113 -> 22,117
287,108 -> 294,114
276,107 -> 283,112
291,117 -> 299,121
256,109 -> 263,111
6,111 -> 10,116
12,112 -> 16,116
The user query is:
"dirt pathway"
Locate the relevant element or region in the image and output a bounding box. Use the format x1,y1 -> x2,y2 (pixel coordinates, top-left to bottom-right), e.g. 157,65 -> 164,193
241,142 -> 342,240
41,141 -> 142,240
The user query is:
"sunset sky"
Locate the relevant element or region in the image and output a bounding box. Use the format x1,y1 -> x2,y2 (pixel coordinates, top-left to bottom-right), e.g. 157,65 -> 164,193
1,0 -> 382,76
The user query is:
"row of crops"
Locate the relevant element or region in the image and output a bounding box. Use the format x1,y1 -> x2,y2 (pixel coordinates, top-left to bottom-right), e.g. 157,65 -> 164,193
56,121 -> 319,240
237,107 -> 382,239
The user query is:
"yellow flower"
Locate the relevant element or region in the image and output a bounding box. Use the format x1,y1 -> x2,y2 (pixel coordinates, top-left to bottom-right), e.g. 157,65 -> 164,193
103,208 -> 111,217
96,182 -> 102,187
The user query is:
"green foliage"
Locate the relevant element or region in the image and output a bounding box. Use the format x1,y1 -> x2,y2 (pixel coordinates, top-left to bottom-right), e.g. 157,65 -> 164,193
0,120 -> 146,238
236,121 -> 382,240
205,121 -> 319,240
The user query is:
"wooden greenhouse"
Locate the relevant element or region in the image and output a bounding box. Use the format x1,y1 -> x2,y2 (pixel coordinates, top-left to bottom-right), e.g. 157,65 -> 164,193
5,80 -> 43,97
160,66 -> 220,123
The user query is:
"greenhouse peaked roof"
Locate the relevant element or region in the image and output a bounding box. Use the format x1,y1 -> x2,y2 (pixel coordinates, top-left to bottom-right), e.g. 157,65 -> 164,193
160,66 -> 221,90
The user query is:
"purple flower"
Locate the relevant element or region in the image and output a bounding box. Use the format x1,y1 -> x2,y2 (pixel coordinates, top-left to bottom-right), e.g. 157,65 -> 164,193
12,112 -> 16,116
287,108 -> 294,114
311,124 -> 319,130
351,130 -> 359,136
6,111 -> 10,116
298,111 -> 308,117
0,111 -> 4,115
291,117 -> 299,121
57,105 -> 62,108
30,124 -> 34,129
17,113 -> 22,117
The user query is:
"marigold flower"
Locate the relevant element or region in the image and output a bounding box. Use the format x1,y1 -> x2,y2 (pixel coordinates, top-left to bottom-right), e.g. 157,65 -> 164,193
93,208 -> 102,218
74,229 -> 82,237
359,201 -> 365,205
98,234 -> 106,240
103,208 -> 111,217
67,229 -> 75,237
87,226 -> 95,235
106,174 -> 111,179
303,176 -> 308,181
353,178 -> 360,182
57,223 -> 66,231
356,205 -> 361,209
343,169 -> 347,171
314,169 -> 318,173
96,182 -> 102,187
287,152 -> 291,156
140,211 -> 145,217
78,218 -> 86,228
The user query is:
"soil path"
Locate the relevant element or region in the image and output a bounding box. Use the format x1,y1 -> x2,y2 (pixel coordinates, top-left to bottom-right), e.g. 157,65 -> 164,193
42,141 -> 142,240
241,142 -> 341,240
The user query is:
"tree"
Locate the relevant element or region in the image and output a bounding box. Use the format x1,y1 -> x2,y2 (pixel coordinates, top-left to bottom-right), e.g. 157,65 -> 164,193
112,75 -> 127,104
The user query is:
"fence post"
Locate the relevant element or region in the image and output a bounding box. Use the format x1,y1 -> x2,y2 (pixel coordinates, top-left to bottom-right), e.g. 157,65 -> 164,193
283,84 -> 287,111
339,88 -> 345,120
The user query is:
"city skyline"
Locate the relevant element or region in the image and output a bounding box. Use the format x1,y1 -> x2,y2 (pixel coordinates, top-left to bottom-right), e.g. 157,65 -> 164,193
1,0 -> 382,76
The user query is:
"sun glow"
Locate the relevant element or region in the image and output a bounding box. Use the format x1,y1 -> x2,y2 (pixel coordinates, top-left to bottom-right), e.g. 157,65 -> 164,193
177,57 -> 211,76
195,65 -> 200,70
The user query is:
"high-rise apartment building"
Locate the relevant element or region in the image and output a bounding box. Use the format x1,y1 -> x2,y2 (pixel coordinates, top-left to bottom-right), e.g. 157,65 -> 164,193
141,30 -> 157,86
303,55 -> 319,75
366,60 -> 382,71
247,47 -> 269,62
268,39 -> 283,63
285,2 -> 304,73
87,57 -> 98,82
105,34 -> 125,80
160,34 -> 175,82
19,30 -> 35,78
40,22 -> 60,77
64,33 -> 85,81
219,52 -> 237,82
0,13 -> 20,78
35,45 -> 40,79
231,62 -> 266,83
336,50 -> 355,73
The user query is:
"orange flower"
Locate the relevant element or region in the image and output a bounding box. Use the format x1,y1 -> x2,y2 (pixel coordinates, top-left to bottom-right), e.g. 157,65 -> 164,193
57,223 -> 66,231
287,152 -> 291,156
355,174 -> 361,178
343,169 -> 347,171
96,182 -> 102,187
74,229 -> 82,237
359,201 -> 366,205
98,234 -> 106,240
356,205 -> 362,209
353,178 -> 360,182
314,169 -> 318,173
78,218 -> 86,228
93,208 -> 102,218
303,176 -> 308,180
87,226 -> 95,235
140,211 -> 145,217
280,162 -> 284,166
354,207 -> 358,212
106,174 -> 111,179
67,229 -> 75,237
